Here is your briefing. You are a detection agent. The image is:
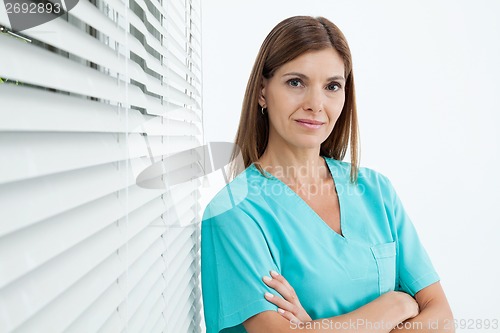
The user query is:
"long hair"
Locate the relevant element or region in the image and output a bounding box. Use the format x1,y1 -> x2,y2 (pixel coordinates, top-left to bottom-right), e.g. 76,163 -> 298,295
230,16 -> 359,183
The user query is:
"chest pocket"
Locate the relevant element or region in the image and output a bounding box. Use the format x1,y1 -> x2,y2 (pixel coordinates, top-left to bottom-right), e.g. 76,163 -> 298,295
371,242 -> 397,294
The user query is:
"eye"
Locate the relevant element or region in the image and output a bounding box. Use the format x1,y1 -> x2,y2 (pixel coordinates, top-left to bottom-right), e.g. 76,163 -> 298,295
326,82 -> 342,91
287,78 -> 303,88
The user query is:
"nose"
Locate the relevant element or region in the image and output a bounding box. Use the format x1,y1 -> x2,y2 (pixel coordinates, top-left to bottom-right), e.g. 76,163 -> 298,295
303,87 -> 324,113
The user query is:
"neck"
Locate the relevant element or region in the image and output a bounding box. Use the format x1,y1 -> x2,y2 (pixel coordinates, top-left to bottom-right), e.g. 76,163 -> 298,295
257,147 -> 329,185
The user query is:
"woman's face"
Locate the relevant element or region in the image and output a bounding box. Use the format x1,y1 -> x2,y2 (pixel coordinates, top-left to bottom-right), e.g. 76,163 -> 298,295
259,48 -> 346,152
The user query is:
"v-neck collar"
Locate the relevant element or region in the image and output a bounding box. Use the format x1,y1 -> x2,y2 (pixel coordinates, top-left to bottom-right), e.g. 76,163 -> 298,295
251,156 -> 347,242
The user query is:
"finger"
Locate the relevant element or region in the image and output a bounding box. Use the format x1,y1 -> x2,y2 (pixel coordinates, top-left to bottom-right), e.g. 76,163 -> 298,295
262,276 -> 296,302
278,308 -> 301,324
264,292 -> 297,313
270,270 -> 296,296
270,271 -> 297,301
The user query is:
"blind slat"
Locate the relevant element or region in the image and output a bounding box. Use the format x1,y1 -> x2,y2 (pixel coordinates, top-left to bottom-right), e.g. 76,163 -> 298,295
127,266 -> 165,331
64,278 -> 124,332
0,85 -> 201,133
139,295 -> 165,333
0,132 -> 148,184
0,193 -> 122,288
0,0 -> 202,330
0,156 -> 200,236
0,34 -> 188,112
0,203 -> 171,331
96,310 -> 124,333
13,255 -> 124,333
0,127 -> 201,184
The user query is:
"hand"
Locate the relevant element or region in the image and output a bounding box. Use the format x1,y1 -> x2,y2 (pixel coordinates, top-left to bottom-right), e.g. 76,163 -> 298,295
382,291 -> 419,320
400,292 -> 419,319
262,270 -> 312,324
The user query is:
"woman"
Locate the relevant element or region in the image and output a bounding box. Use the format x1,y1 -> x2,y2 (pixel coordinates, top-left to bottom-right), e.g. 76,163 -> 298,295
201,16 -> 454,333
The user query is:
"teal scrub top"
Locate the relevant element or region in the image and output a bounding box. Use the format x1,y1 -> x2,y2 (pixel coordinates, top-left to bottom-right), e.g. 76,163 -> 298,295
201,157 -> 440,333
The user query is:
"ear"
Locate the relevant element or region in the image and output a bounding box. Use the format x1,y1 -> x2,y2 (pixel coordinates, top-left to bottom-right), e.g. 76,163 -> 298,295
258,78 -> 267,108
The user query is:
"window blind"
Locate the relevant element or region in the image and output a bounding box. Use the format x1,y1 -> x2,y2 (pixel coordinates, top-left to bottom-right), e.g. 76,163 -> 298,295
0,0 -> 203,331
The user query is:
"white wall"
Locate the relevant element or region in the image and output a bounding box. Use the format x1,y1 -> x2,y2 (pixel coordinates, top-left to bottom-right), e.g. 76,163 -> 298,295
201,0 -> 500,331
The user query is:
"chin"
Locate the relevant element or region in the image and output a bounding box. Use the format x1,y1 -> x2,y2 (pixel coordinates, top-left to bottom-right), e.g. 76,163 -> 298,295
290,138 -> 325,150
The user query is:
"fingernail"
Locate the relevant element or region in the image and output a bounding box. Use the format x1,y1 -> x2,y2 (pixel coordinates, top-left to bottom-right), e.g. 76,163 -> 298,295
263,276 -> 272,282
265,292 -> 274,298
270,270 -> 279,277
278,308 -> 285,314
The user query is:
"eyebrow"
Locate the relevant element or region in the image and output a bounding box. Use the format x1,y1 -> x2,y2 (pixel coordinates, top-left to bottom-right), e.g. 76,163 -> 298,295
282,72 -> 346,82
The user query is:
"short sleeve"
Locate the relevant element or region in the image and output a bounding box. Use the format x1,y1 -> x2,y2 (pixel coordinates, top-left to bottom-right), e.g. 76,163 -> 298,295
201,203 -> 279,333
384,177 -> 441,296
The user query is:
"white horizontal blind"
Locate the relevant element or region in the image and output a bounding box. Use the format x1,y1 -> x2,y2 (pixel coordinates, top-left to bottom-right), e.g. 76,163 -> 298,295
0,0 -> 203,331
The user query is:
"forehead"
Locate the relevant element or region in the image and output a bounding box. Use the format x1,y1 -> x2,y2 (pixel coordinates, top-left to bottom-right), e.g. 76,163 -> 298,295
276,48 -> 345,76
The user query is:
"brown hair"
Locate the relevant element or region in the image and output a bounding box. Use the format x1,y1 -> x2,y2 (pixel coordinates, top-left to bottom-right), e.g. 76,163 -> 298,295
230,15 -> 359,183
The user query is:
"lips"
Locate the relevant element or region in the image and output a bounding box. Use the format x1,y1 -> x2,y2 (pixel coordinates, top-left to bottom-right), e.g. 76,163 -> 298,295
294,119 -> 325,130
294,119 -> 325,125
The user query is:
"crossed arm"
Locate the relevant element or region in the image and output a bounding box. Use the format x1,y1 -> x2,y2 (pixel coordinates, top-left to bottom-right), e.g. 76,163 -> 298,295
243,272 -> 455,333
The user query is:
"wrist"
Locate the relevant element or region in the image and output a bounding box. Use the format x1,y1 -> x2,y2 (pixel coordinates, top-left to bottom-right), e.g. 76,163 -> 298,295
394,291 -> 419,320
379,291 -> 418,323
